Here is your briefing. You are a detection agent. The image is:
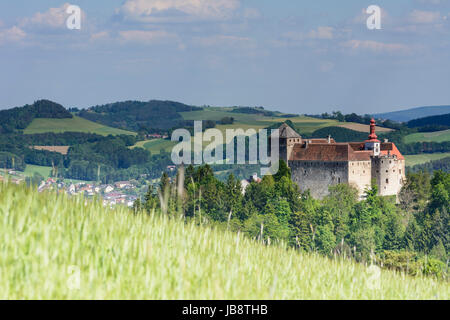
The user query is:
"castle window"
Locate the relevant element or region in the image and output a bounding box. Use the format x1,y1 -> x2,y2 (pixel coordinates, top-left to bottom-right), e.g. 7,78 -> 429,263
399,169 -> 402,174
386,178 -> 389,184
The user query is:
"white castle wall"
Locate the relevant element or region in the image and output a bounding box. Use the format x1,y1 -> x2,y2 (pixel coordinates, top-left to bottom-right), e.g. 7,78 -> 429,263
348,160 -> 372,199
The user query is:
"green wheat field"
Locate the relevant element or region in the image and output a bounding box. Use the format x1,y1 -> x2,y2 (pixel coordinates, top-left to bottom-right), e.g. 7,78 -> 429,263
0,182 -> 448,300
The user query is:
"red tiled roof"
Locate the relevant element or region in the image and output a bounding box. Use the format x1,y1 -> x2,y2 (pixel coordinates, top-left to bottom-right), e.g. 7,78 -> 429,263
381,143 -> 404,160
290,143 -> 372,162
280,123 -> 404,162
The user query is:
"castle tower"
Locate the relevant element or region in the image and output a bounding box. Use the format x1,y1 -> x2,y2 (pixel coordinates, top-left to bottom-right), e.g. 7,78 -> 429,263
364,119 -> 381,156
278,123 -> 302,163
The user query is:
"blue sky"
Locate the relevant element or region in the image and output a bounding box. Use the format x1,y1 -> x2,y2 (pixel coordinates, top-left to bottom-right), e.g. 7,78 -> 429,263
1,0 -> 450,114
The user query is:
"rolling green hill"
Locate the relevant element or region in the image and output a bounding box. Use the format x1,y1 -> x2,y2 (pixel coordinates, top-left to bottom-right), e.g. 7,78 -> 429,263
78,100 -> 201,131
0,182 -> 447,299
180,107 -> 382,135
405,130 -> 450,144
132,108 -> 394,152
24,116 -> 136,136
405,152 -> 450,167
0,100 -> 72,133
132,139 -> 177,154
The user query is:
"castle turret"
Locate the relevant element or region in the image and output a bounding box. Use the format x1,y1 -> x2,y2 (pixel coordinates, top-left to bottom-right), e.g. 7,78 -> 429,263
278,123 -> 302,163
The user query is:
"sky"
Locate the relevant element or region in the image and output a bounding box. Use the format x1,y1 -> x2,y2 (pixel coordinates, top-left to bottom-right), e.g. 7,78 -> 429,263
1,0 -> 450,114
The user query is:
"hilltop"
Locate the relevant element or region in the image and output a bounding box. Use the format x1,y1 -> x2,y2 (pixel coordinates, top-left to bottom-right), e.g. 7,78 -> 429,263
0,100 -> 134,136
0,182 -> 447,300
78,100 -> 203,131
0,100 -> 72,133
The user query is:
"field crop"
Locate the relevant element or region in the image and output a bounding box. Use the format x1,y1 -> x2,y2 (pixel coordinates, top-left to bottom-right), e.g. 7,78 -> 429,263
0,183 -> 447,299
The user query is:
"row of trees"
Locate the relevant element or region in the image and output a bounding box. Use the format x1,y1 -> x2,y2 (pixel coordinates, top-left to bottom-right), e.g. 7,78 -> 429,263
309,111 -> 403,130
137,162 -> 449,279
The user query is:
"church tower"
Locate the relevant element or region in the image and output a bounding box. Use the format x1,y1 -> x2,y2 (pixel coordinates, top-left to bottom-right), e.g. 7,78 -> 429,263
364,119 -> 381,156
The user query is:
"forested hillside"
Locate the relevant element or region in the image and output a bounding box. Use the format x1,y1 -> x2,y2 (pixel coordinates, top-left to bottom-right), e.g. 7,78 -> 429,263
0,100 -> 72,133
409,157 -> 450,173
78,100 -> 202,131
407,113 -> 450,131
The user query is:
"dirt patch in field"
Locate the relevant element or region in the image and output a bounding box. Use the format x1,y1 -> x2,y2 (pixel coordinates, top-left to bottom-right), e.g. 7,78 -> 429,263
339,123 -> 393,133
32,146 -> 70,155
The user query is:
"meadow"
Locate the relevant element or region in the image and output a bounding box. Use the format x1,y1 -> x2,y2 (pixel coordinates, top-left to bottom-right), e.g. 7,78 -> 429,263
23,165 -> 52,178
24,116 -> 136,136
405,152 -> 450,167
0,182 -> 447,300
132,139 -> 177,154
404,130 -> 450,144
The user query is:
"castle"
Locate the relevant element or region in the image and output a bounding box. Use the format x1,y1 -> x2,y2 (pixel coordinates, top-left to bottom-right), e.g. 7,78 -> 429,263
279,120 -> 406,199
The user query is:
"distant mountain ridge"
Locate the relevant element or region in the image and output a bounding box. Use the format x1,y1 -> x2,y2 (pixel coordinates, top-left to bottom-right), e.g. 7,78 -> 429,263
374,105 -> 450,122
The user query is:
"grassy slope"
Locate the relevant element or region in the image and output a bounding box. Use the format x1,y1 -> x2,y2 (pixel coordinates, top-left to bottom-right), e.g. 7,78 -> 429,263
405,153 -> 450,167
404,130 -> 450,144
24,116 -> 136,136
0,183 -> 447,300
23,165 -> 52,178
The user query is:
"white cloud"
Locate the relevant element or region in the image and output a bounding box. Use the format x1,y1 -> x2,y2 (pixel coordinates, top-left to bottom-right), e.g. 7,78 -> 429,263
20,3 -> 86,31
408,10 -> 442,24
118,29 -> 178,45
0,26 -> 26,45
341,40 -> 411,54
117,0 -> 240,23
